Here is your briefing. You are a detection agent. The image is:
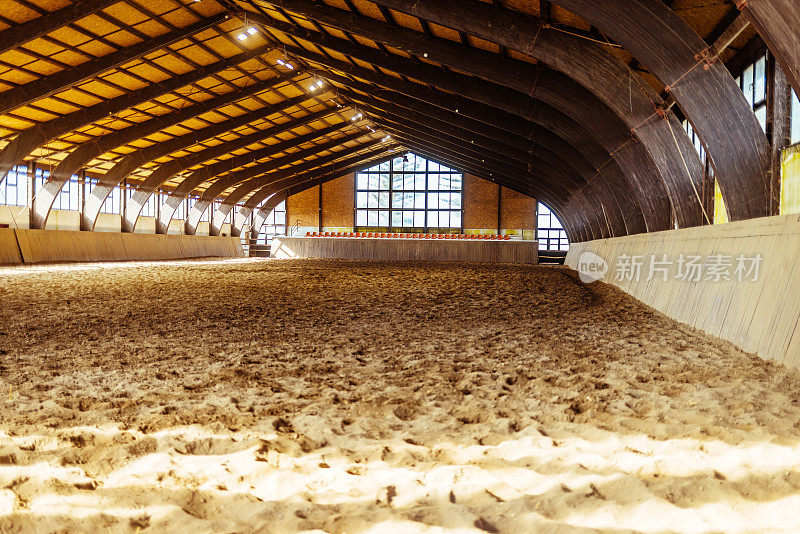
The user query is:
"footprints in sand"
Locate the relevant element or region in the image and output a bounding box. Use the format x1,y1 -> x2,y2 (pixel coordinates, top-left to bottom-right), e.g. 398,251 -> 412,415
0,259 -> 799,532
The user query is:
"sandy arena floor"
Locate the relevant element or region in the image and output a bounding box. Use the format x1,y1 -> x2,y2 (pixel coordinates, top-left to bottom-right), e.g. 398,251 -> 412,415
0,258 -> 799,533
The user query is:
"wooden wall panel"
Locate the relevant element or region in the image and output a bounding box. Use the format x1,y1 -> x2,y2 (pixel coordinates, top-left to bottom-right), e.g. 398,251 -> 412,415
565,214 -> 800,369
0,229 -> 23,264
271,236 -> 538,264
11,230 -> 243,264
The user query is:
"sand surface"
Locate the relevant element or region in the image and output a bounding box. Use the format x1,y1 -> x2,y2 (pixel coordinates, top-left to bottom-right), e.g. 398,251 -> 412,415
0,258 -> 799,533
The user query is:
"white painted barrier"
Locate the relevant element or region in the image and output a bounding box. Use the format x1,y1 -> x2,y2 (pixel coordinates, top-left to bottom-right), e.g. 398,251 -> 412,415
566,214 -> 800,369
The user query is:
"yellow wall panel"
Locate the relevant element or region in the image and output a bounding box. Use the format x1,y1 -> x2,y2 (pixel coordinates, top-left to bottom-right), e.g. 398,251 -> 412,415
714,179 -> 729,225
781,144 -> 800,215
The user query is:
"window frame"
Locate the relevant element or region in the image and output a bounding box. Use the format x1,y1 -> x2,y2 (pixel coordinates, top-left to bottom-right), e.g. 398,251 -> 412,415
537,202 -> 569,251
355,154 -> 463,232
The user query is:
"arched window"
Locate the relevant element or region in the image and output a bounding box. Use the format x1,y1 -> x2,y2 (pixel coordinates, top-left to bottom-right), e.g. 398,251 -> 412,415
355,153 -> 463,231
537,202 -> 569,251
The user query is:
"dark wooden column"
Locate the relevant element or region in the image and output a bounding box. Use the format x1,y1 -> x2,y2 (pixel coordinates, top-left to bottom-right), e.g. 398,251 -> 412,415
768,57 -> 793,215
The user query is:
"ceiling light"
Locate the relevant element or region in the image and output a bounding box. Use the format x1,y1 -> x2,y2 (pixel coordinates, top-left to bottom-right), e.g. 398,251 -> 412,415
247,27 -> 257,35
276,59 -> 285,66
237,33 -> 248,41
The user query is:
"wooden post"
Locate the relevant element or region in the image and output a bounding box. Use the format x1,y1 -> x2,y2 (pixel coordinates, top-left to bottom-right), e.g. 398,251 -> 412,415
318,178 -> 323,234
27,163 -> 35,229
769,57 -> 793,215
497,183 -> 502,235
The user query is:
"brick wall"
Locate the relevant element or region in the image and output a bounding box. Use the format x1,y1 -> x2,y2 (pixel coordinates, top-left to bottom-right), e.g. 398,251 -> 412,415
286,183 -> 319,235
285,171 -> 537,239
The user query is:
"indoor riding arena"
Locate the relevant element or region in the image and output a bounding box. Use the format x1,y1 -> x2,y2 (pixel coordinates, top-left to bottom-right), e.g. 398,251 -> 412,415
0,1 -> 800,533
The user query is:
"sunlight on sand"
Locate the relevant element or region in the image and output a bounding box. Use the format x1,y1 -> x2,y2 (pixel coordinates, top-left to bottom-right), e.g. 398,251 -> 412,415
1,259 -> 799,532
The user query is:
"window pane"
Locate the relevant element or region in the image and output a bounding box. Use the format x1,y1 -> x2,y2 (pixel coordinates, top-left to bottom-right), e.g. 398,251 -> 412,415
391,192 -> 404,208
414,192 -> 425,209
402,211 -> 414,227
754,56 -> 766,103
368,192 -> 379,208
378,192 -> 389,209
378,210 -> 389,226
392,173 -> 404,190
755,105 -> 767,132
450,210 -> 461,228
413,211 -> 425,227
415,174 -> 425,190
357,174 -> 369,190
357,191 -> 369,208
743,64 -> 755,106
428,211 -> 439,228
356,210 -> 367,226
368,210 -> 378,226
391,210 -> 402,227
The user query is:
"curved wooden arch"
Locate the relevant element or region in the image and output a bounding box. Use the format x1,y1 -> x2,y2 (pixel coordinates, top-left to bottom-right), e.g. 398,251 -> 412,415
362,84 -> 651,235
393,143 -> 590,241
262,0 -> 703,229
372,117 -> 627,236
10,44 -> 277,227
346,91 -> 647,236
209,140 -> 395,235
82,104 -> 336,232
549,0 -> 772,220
36,72 -> 303,230
740,0 -> 800,100
391,134 -> 607,239
154,129 -> 370,234
261,19 -> 678,233
280,44 -> 662,235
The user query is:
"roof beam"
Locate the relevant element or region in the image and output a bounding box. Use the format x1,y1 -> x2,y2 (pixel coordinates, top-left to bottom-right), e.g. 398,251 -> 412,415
155,128 -> 369,233
0,0 -> 120,54
739,0 -> 800,101
0,42 -> 277,185
0,13 -> 230,114
31,75 -> 306,228
367,0 -> 704,227
246,148 -> 405,236
549,0 -> 772,221
251,7 -> 678,231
